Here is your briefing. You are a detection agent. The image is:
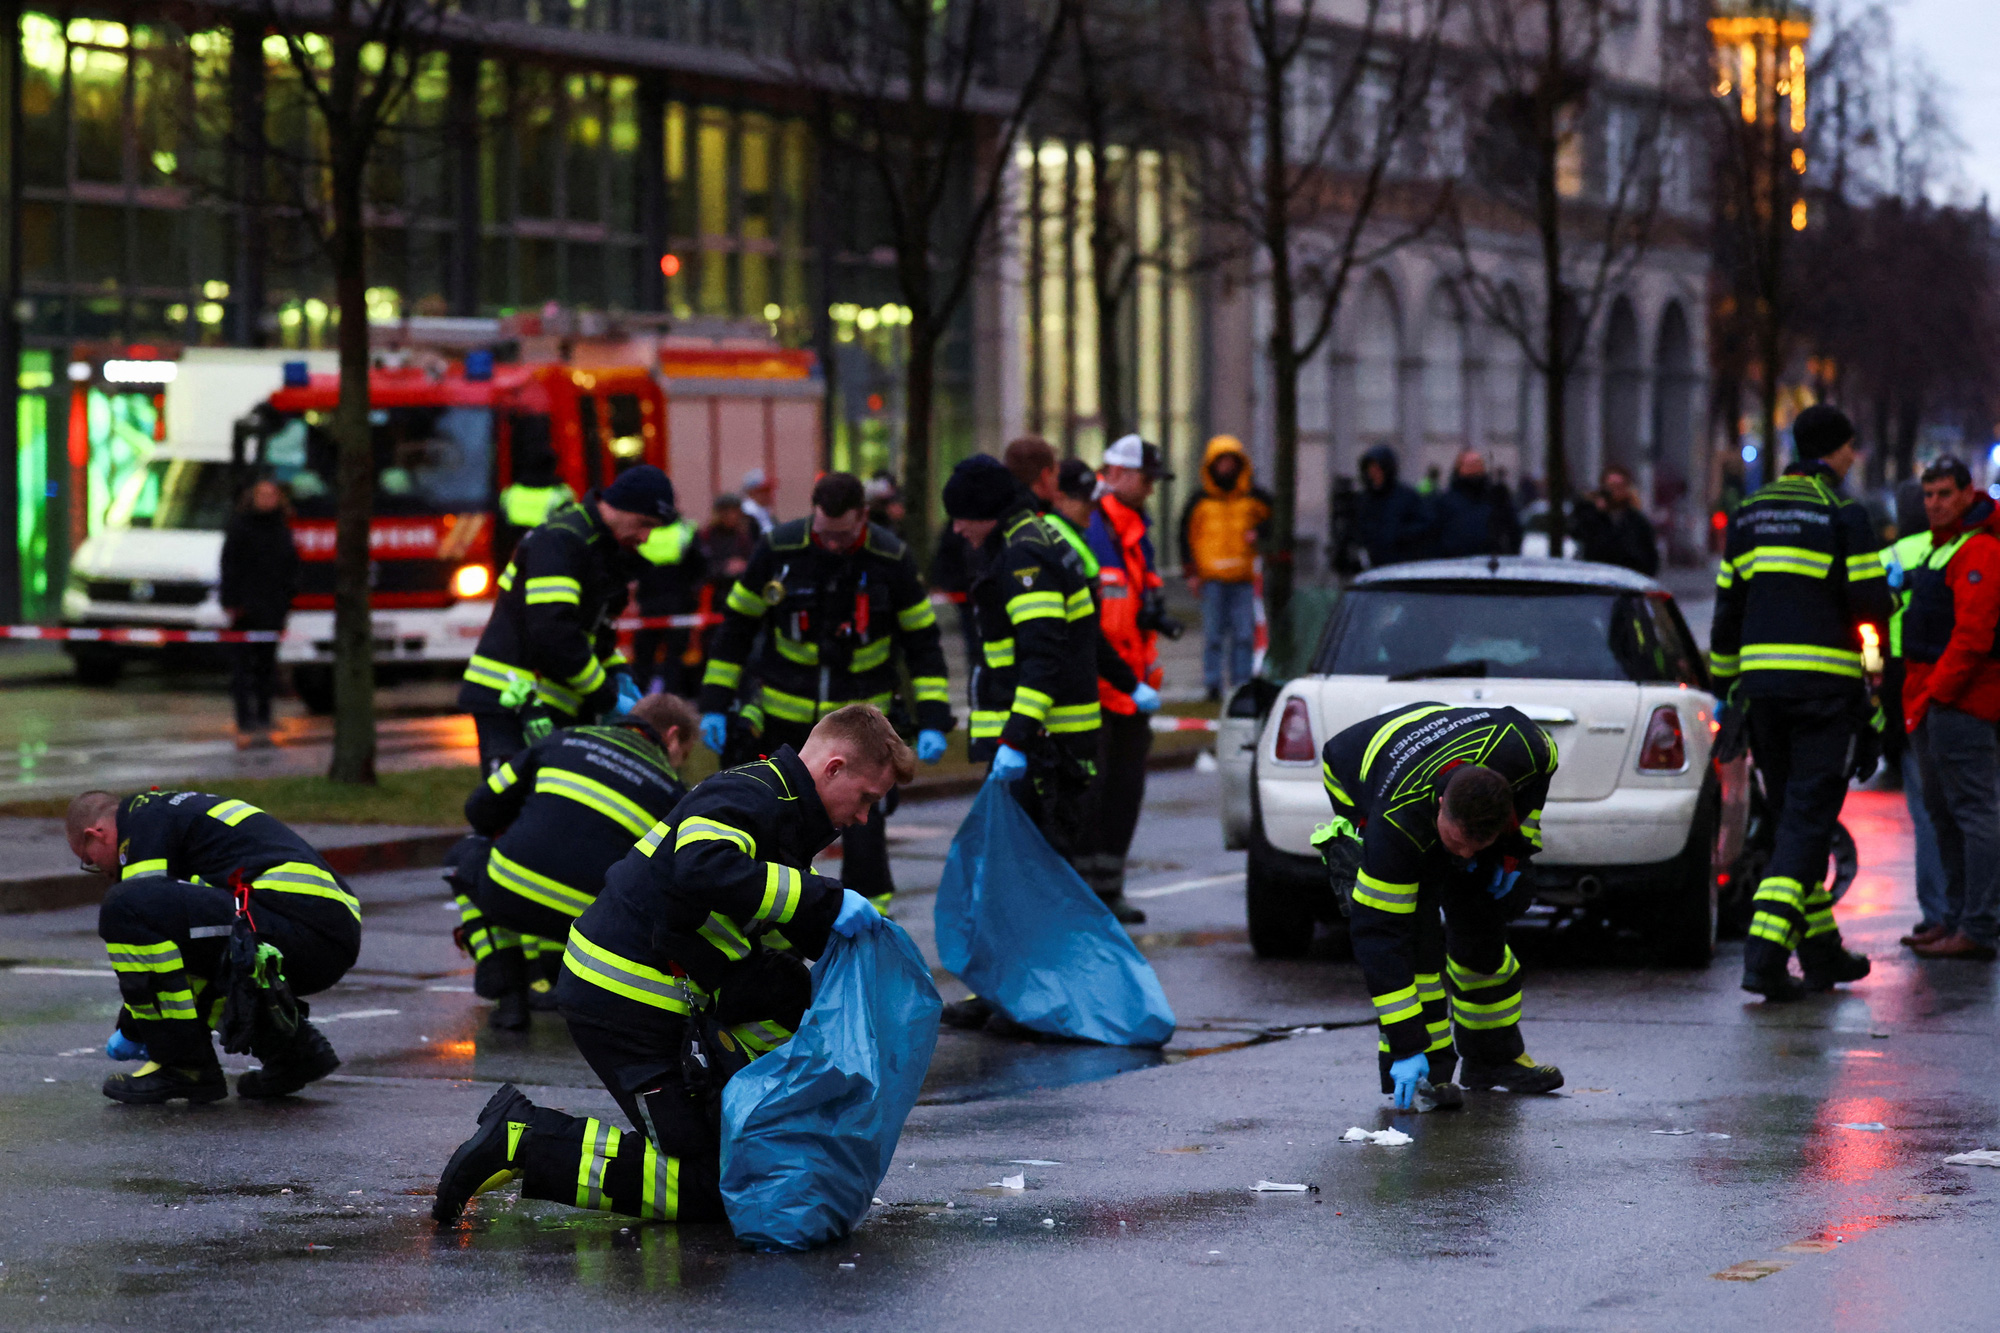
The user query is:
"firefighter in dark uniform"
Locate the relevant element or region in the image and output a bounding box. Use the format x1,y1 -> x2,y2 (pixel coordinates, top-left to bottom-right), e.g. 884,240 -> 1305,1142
695,472 -> 952,909
448,693 -> 698,1031
1316,705 -> 1565,1108
1712,404 -> 1886,1000
66,788 -> 362,1104
459,464 -> 678,775
937,454 -> 1114,1031
429,706 -> 914,1228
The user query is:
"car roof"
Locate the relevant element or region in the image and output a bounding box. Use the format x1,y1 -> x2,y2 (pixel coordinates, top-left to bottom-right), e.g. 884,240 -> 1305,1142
1350,556 -> 1662,593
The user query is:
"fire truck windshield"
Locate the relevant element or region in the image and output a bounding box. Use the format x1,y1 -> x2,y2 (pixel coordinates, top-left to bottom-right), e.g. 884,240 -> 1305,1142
262,406 -> 495,518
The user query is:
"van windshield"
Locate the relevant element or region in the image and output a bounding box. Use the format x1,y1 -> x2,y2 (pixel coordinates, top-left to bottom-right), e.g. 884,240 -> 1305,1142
1315,583 -> 1705,686
107,459 -> 240,531
261,406 -> 495,518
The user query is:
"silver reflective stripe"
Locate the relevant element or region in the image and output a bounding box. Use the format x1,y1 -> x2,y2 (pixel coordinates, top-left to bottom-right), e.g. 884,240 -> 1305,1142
188,924 -> 232,939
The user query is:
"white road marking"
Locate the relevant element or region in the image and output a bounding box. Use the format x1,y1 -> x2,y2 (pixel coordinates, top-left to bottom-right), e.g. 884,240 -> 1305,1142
425,985 -> 476,993
1127,872 -> 1244,900
316,1008 -> 401,1022
10,966 -> 115,977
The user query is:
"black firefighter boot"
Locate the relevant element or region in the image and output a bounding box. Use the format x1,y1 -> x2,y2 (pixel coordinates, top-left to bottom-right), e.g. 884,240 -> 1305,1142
432,1083 -> 537,1223
238,1019 -> 341,1098
475,947 -> 532,1032
1741,937 -> 1805,1002
1800,937 -> 1872,992
104,1057 -> 229,1105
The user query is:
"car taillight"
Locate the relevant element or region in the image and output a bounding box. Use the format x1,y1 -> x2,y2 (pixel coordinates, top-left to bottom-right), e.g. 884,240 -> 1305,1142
1638,704 -> 1686,772
1273,697 -> 1316,762
452,563 -> 492,599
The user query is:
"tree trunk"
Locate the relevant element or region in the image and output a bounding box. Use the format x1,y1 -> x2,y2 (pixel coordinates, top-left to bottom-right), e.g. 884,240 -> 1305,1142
1260,36 -> 1298,655
1536,0 -> 1571,557
328,128 -> 378,784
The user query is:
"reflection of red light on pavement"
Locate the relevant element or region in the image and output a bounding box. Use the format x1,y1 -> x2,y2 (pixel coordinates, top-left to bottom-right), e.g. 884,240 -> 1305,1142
1838,791 -> 1908,919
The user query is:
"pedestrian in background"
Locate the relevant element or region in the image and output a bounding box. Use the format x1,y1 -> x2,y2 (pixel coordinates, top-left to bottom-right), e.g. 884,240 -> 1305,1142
1881,485 -> 1951,947
1900,457 -> 2000,962
740,468 -> 777,535
1179,435 -> 1271,703
219,477 -> 299,749
1355,446 -> 1434,568
1432,450 -> 1522,558
630,512 -> 706,697
1081,434 -> 1171,923
867,471 -> 907,534
1573,465 -> 1660,575
698,495 -> 758,657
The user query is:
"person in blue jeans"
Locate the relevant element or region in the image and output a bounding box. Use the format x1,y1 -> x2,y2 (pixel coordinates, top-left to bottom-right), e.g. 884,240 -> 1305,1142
1178,436 -> 1271,702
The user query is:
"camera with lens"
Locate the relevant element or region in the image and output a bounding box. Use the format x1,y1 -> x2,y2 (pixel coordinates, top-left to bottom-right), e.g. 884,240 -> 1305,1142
1137,590 -> 1186,641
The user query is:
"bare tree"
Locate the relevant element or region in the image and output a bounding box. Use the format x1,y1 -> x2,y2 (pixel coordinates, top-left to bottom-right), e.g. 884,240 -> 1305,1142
1447,0 -> 1681,554
787,0 -> 1073,559
1174,0 -> 1447,637
242,0 -> 445,783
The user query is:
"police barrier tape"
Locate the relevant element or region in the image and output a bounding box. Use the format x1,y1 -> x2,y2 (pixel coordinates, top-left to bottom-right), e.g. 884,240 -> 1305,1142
1149,715 -> 1219,733
2,624 -> 283,644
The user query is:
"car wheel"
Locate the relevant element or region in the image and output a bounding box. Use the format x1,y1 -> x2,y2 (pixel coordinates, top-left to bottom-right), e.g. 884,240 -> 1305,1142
291,664 -> 335,715
71,646 -> 125,687
1245,779 -> 1332,960
1650,782 -> 1720,967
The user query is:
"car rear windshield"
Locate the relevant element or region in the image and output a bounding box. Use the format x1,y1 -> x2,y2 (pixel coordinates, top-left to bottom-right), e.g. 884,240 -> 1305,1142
260,406 -> 494,518
1314,582 -> 1706,686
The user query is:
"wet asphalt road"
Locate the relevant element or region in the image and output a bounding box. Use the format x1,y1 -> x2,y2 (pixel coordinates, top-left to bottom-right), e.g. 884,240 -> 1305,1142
1,764 -> 1995,1331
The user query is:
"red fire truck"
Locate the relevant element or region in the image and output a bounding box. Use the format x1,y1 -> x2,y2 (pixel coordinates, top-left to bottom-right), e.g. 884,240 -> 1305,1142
256,358 -> 666,712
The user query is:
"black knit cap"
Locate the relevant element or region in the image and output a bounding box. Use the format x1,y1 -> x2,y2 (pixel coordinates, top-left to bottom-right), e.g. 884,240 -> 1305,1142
942,454 -> 1020,520
601,464 -> 677,521
1792,404 -> 1855,461
1057,457 -> 1098,501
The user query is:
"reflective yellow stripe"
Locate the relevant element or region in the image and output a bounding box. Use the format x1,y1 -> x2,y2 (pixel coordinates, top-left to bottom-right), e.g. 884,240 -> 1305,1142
726,582 -> 767,617
727,1019 -> 793,1056
1710,651 -> 1740,675
1006,590 -> 1066,622
698,912 -> 753,961
1372,984 -> 1422,1025
1736,546 -> 1833,579
757,862 -> 804,924
537,677 -> 583,714
206,798 -> 261,827
106,940 -> 184,972
535,769 -> 657,837
1322,762 -> 1352,807
1740,644 -> 1863,677
850,637 -> 893,673
702,658 -> 743,689
1846,552 -> 1886,581
575,1118 -> 620,1209
564,656 -> 608,695
774,634 -> 819,665
970,709 -> 1008,739
1046,702 -> 1099,733
675,817 -> 756,856
156,987 -> 198,1021
637,821 -> 668,857
983,638 -> 1017,668
488,847 -> 595,917
1451,992 -> 1523,1029
487,763 -> 518,794
1415,972 -> 1446,1004
760,684 -> 819,724
253,861 -> 361,921
122,858 -> 169,880
525,575 -> 582,605
1353,871 -> 1418,914
912,675 -> 949,704
1715,561 -> 1736,590
640,1140 -> 681,1221
463,653 -> 523,692
1362,706 -> 1448,777
1012,686 -> 1053,722
497,562 -> 516,592
1447,946 -> 1520,990
897,600 -> 937,632
561,928 -> 700,1012
1063,588 -> 1094,620
1520,809 -> 1543,850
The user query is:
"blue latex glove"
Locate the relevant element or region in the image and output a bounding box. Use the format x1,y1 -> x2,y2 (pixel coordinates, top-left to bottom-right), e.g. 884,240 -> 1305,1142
1485,865 -> 1522,900
1389,1052 -> 1430,1110
831,887 -> 883,938
610,672 -> 643,719
1129,682 -> 1162,714
986,744 -> 1028,784
700,712 -> 729,754
106,1030 -> 147,1062
917,729 -> 948,764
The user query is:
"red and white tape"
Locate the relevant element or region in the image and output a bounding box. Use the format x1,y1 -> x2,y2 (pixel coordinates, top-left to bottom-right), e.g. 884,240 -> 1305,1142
1149,715 -> 1219,733
3,625 -> 282,644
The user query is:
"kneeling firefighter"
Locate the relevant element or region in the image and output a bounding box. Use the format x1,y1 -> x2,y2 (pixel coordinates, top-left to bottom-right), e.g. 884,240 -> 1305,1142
447,693 -> 698,1031
67,789 -> 362,1103
1316,705 -> 1565,1108
430,705 -> 914,1227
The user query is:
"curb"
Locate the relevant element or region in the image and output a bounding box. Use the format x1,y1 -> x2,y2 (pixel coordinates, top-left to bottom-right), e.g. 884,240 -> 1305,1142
0,745 -> 1210,915
0,829 -> 464,917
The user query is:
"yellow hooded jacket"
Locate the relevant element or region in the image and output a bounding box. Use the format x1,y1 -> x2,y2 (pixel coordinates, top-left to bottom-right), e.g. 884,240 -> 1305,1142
1179,436 -> 1271,583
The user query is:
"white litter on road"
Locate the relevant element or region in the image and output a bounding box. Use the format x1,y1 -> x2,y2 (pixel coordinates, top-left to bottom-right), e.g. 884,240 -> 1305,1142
1008,1159 -> 1061,1166
1341,1127 -> 1412,1146
1943,1150 -> 2000,1167
1250,1181 -> 1310,1192
1652,1129 -> 1696,1136
317,1009 -> 400,1023
1836,1122 -> 1887,1132
1127,873 -> 1243,901
10,967 -> 115,978
989,1173 -> 1025,1190
426,985 -> 476,993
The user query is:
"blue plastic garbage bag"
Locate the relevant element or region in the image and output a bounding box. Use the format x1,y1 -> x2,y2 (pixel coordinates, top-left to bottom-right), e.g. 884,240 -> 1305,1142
718,920 -> 940,1251
935,783 -> 1176,1047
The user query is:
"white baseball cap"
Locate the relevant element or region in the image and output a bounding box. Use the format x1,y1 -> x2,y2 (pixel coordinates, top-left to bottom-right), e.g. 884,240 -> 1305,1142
1101,434 -> 1173,479
742,467 -> 769,490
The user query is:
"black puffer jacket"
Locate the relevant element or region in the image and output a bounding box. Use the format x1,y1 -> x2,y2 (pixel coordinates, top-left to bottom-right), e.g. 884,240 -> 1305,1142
219,508 -> 300,630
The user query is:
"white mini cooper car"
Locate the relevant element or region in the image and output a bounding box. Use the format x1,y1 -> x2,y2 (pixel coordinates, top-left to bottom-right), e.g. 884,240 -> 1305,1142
1218,558 -> 1749,966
